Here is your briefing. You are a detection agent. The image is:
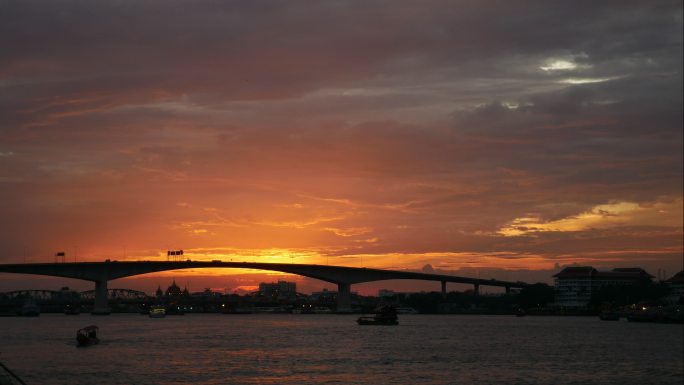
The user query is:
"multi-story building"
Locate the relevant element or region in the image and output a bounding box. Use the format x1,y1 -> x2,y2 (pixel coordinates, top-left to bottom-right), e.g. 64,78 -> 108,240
553,266 -> 653,307
309,288 -> 337,302
663,271 -> 684,304
258,281 -> 297,299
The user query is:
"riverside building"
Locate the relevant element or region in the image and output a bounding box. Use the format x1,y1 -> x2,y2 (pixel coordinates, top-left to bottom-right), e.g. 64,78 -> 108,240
258,281 -> 297,299
553,266 -> 653,307
663,271 -> 684,304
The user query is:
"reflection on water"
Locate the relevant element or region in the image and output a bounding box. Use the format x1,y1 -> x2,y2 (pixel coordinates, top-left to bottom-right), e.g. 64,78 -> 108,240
1,314 -> 682,384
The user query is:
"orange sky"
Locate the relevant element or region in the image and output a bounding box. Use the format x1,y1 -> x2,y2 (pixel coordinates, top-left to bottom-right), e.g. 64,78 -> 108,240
0,1 -> 682,294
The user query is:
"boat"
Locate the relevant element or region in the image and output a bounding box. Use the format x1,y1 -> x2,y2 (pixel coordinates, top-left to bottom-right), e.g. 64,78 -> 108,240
292,304 -> 314,314
223,307 -> 253,314
63,304 -> 81,315
252,306 -> 287,313
149,306 -> 166,318
76,325 -> 99,347
357,305 -> 398,325
626,306 -> 684,323
515,308 -> 527,317
165,305 -> 185,315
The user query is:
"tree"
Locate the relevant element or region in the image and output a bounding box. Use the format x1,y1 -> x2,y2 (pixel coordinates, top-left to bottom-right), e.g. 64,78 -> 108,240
590,279 -> 670,308
518,283 -> 555,309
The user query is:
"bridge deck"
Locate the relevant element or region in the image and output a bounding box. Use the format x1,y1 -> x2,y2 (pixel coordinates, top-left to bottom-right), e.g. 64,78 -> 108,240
0,261 -> 530,288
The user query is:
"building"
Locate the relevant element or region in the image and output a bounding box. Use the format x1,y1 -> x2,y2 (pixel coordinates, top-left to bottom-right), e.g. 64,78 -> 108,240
378,289 -> 412,298
190,288 -> 224,299
156,280 -> 189,297
258,281 -> 297,299
663,271 -> 684,304
553,266 -> 654,307
309,288 -> 336,302
165,280 -> 183,297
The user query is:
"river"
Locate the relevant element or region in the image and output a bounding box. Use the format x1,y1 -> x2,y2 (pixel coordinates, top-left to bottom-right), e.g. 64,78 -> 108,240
1,314 -> 682,384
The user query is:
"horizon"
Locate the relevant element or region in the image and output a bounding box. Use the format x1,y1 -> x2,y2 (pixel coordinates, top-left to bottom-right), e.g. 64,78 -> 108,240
0,258 -> 677,297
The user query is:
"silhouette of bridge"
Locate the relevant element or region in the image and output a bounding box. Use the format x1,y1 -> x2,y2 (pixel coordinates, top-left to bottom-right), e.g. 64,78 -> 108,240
0,261 -> 531,314
1,288 -> 146,301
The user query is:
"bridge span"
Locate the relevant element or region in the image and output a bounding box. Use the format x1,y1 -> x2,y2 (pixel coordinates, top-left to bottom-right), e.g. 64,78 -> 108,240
0,261 -> 531,314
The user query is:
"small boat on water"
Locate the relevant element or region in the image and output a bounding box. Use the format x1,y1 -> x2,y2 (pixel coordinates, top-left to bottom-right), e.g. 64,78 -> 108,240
165,305 -> 185,315
76,325 -> 99,347
396,307 -> 418,314
63,304 -> 81,315
357,305 -> 399,325
626,306 -> 683,323
515,308 -> 527,317
149,306 -> 166,318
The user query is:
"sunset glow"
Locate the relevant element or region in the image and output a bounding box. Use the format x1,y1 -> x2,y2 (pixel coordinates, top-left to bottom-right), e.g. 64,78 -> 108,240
0,1 -> 682,293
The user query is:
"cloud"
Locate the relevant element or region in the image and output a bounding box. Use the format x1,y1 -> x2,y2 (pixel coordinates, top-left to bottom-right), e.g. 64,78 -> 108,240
0,1 -> 681,288
499,199 -> 683,236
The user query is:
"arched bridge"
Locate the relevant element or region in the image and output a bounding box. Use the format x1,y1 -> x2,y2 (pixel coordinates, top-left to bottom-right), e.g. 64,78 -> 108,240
1,288 -> 147,301
79,288 -> 148,301
0,261 -> 531,314
1,289 -> 65,301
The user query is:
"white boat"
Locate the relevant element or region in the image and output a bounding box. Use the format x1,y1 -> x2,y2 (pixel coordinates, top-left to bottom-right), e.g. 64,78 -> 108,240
149,306 -> 166,318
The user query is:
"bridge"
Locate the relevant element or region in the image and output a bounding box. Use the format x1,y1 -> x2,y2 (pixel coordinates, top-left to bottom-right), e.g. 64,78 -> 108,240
0,261 -> 531,314
0,288 -> 146,302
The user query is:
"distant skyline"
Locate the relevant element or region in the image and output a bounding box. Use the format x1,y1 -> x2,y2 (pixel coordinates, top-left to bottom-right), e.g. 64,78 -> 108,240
1,1 -> 682,293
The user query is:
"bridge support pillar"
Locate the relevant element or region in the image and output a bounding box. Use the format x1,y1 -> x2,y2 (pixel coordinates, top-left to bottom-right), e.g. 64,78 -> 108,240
473,284 -> 480,296
92,279 -> 111,315
441,281 -> 447,299
336,282 -> 352,313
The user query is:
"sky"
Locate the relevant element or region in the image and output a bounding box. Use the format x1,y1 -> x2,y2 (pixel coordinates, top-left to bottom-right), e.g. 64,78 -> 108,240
1,1 -> 682,294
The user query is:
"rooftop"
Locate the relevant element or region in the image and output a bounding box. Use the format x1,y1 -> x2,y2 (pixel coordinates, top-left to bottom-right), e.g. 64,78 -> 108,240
665,270 -> 684,284
553,266 -> 654,280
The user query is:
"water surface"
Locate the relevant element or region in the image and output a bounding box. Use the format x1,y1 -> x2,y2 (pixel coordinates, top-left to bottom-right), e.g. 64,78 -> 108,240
1,314 -> 682,384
